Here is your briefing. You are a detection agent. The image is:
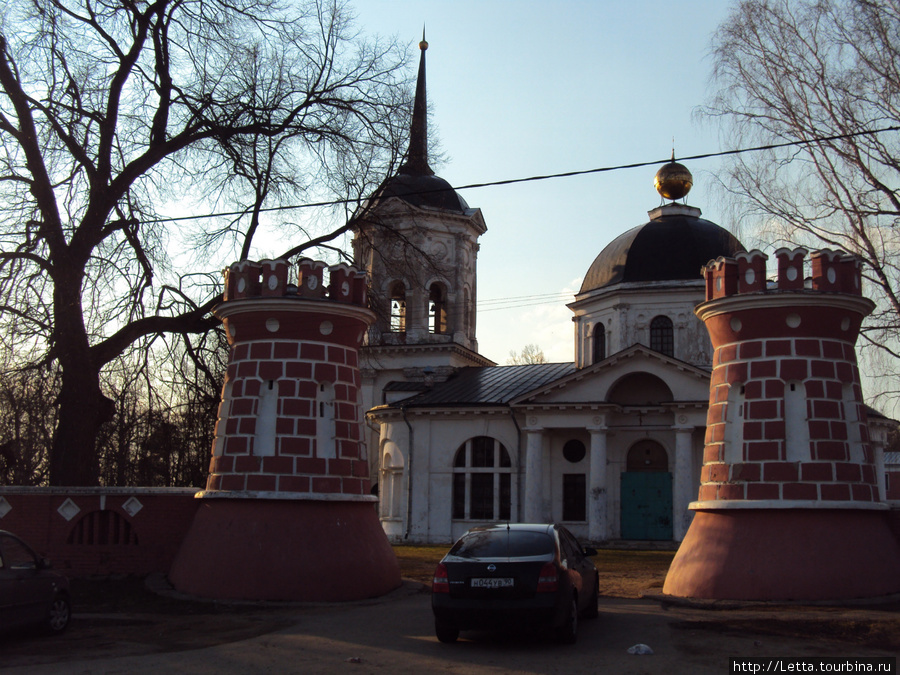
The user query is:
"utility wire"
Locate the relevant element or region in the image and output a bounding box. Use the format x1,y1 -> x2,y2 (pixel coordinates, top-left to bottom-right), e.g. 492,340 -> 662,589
478,291 -> 573,307
478,297 -> 573,313
145,125 -> 900,224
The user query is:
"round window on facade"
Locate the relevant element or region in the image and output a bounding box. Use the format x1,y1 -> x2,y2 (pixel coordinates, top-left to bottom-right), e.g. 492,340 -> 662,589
562,439 -> 586,463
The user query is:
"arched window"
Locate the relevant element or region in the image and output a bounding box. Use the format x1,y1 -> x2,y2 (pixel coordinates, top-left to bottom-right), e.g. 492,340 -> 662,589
786,381 -> 811,462
389,281 -> 406,333
649,315 -> 674,357
592,323 -> 606,363
626,440 -> 669,472
725,384 -> 746,465
316,382 -> 336,459
428,282 -> 447,334
67,511 -> 139,545
452,437 -> 511,520
380,442 -> 404,520
255,379 -> 277,457
842,383 -> 864,463
463,287 -> 471,337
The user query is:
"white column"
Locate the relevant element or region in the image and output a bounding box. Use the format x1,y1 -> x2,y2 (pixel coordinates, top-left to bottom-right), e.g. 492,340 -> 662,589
588,424 -> 609,542
524,427 -> 544,523
673,426 -> 694,541
405,287 -> 427,341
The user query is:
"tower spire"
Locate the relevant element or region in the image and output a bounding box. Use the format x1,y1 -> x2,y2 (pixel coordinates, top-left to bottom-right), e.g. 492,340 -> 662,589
399,28 -> 433,176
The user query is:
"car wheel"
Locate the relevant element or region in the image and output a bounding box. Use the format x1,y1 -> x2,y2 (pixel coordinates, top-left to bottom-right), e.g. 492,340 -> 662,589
46,593 -> 70,634
557,596 -> 578,645
435,619 -> 459,644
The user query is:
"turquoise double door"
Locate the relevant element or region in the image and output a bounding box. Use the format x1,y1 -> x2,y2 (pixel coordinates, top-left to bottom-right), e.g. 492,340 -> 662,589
620,471 -> 673,541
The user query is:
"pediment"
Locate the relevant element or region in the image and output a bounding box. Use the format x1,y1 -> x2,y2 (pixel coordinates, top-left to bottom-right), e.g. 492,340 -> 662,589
510,344 -> 711,407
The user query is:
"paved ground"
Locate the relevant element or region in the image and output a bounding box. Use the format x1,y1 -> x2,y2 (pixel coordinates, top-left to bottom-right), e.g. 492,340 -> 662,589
1,580 -> 898,674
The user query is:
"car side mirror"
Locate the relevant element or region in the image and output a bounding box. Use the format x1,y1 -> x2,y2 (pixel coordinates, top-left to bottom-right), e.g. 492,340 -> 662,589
38,557 -> 52,570
583,547 -> 598,557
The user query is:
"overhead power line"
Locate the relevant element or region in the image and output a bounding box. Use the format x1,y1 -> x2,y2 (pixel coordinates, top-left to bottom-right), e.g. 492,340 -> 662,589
146,124 -> 900,224
478,291 -> 574,306
477,292 -> 574,313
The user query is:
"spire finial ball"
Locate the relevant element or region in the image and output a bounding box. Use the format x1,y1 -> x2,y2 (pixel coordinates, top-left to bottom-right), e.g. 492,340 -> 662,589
654,159 -> 693,201
419,39 -> 428,51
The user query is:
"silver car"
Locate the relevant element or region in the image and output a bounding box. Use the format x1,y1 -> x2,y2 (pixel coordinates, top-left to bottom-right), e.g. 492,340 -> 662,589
0,530 -> 71,634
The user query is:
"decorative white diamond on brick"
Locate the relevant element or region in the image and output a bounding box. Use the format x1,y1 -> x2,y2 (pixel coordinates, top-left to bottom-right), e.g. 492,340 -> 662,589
57,498 -> 81,521
122,496 -> 143,517
0,497 -> 11,519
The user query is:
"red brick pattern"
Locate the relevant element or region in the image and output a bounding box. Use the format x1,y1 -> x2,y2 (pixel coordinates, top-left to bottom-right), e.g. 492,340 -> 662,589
0,490 -> 199,577
701,333 -> 877,502
208,259 -> 374,497
697,249 -> 878,504
887,470 -> 900,500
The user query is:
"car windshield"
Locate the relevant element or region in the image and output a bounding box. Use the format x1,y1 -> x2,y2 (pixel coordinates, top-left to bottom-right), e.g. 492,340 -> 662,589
448,530 -> 554,559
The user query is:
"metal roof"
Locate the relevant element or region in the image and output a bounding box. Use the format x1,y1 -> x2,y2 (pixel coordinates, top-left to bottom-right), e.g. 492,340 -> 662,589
396,363 -> 576,408
885,452 -> 900,467
383,381 -> 430,393
579,210 -> 744,294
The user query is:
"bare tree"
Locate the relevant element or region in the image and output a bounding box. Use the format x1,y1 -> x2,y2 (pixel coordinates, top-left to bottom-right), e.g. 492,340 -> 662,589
0,0 -> 410,485
0,362 -> 56,485
704,0 -> 900,409
506,344 -> 547,365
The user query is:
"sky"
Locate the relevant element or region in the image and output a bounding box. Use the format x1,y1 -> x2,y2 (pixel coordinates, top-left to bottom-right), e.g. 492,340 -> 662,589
348,0 -> 739,365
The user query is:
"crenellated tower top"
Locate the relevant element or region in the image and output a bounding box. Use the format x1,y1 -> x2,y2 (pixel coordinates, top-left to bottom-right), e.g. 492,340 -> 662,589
223,258 -> 368,307
664,246 -> 900,602
702,248 -> 864,302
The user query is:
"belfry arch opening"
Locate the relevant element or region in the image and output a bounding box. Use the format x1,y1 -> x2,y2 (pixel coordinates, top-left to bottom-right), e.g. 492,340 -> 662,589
389,281 -> 407,333
428,282 -> 448,334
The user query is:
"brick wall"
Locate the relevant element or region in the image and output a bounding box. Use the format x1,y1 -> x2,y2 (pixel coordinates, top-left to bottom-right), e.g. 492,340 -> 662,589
0,487 -> 199,577
888,468 -> 900,500
206,257 -> 374,498
699,334 -> 878,503
206,337 -> 369,496
696,248 -> 879,505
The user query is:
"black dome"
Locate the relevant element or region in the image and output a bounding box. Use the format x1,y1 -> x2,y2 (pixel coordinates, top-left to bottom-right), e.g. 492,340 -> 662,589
580,209 -> 744,293
376,172 -> 469,213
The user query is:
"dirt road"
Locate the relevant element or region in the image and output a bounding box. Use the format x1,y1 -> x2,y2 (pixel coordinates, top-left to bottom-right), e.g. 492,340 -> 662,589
1,581 -> 897,675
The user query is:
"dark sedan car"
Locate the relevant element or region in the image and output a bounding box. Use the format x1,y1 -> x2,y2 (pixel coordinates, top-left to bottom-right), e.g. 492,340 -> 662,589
0,530 -> 71,634
431,523 -> 599,644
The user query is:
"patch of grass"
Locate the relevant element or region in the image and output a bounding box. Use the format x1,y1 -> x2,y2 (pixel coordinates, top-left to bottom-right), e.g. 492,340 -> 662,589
392,545 -> 446,586
391,545 -> 676,598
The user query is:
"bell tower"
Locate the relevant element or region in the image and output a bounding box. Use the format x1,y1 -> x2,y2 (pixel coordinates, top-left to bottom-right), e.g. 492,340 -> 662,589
352,35 -> 487,357
352,36 -> 494,487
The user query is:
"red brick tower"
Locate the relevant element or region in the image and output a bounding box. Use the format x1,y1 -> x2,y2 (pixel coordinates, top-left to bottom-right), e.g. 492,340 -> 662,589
169,258 -> 400,601
664,248 -> 900,600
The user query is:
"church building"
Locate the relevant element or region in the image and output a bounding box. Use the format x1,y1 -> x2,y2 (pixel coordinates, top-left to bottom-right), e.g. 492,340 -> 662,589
352,39 -> 895,545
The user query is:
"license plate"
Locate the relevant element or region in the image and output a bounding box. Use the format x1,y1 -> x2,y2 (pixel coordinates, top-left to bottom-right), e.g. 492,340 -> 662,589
471,577 -> 514,589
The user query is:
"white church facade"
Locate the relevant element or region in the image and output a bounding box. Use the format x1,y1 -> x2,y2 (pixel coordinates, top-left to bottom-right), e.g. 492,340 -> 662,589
352,39 -> 896,545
